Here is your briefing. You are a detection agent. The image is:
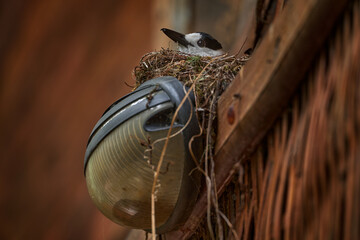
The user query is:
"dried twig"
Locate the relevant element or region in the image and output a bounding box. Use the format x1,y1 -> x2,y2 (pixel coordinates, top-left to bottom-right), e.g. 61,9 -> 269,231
133,49 -> 250,239
150,56 -> 221,239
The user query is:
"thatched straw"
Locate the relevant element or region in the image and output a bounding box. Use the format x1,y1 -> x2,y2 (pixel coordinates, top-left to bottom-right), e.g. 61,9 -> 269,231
193,2 -> 360,239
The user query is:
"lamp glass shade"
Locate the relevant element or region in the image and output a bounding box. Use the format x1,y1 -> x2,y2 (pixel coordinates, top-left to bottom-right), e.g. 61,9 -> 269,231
85,103 -> 185,229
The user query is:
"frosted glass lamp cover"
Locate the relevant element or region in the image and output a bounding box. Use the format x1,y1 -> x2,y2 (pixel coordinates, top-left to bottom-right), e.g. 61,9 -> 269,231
84,77 -> 201,233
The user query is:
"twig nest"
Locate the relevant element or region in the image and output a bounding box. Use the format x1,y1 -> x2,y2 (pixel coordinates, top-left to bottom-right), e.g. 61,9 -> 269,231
134,48 -> 250,131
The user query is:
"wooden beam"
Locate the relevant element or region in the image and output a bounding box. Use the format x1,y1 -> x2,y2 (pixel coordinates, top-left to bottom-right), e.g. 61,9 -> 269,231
165,0 -> 349,238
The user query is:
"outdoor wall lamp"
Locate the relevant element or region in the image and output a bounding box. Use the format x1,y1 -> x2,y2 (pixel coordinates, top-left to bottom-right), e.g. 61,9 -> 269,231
84,77 -> 201,233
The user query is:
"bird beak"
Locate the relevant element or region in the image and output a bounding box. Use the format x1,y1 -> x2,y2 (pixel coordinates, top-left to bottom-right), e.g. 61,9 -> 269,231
161,28 -> 193,47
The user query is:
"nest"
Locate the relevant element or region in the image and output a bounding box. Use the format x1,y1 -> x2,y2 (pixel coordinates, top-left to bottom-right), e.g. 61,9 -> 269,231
134,49 -> 250,133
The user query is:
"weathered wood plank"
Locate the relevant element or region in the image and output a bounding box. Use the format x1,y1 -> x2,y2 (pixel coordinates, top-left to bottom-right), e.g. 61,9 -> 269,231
165,0 -> 349,238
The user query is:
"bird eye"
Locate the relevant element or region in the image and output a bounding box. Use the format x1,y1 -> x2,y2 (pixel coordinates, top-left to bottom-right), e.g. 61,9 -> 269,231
197,39 -> 205,47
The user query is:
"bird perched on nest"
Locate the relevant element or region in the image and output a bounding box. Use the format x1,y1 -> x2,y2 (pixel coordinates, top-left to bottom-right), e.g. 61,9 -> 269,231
161,28 -> 224,57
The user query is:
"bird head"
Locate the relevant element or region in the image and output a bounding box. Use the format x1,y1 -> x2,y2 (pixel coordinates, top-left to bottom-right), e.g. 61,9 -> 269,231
161,28 -> 224,57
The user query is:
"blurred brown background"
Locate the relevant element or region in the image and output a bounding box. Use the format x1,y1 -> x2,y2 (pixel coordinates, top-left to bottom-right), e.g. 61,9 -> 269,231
0,0 -> 248,239
0,0 -> 152,239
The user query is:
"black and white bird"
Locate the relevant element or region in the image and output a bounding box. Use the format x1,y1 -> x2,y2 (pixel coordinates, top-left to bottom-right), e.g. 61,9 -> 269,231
161,28 -> 224,57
